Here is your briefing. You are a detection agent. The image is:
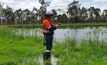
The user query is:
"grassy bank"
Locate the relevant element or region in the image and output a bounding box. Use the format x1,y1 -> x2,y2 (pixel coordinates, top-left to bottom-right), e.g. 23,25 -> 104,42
60,23 -> 107,28
0,26 -> 107,65
1,23 -> 107,28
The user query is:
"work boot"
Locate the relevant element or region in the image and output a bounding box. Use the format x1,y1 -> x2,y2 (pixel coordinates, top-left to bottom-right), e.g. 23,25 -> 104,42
43,42 -> 46,46
43,52 -> 51,60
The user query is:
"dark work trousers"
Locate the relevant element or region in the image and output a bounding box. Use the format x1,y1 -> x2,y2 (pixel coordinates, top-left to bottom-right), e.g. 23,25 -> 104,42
44,35 -> 53,59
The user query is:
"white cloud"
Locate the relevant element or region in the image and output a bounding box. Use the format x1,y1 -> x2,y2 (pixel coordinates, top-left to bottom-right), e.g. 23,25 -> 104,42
0,0 -> 107,13
80,0 -> 107,11
47,0 -> 72,14
93,0 -> 107,10
0,0 -> 41,11
94,0 -> 107,2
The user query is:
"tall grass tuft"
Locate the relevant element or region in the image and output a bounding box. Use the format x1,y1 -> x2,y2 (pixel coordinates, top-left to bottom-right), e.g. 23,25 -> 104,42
53,39 -> 107,65
0,27 -> 44,65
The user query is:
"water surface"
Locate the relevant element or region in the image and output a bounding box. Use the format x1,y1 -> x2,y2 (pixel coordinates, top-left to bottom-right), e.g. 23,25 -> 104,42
13,27 -> 107,43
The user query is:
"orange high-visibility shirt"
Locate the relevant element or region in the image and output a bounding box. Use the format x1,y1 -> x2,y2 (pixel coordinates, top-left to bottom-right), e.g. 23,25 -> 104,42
43,18 -> 53,30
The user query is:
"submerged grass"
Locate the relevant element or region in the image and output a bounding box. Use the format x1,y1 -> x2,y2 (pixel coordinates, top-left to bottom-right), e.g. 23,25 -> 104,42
0,26 -> 107,65
53,39 -> 107,65
0,26 -> 44,65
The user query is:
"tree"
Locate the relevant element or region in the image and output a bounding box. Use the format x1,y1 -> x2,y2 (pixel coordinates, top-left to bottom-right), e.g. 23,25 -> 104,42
38,0 -> 46,21
52,9 -> 57,22
62,14 -> 68,23
57,14 -> 62,23
57,14 -> 68,23
94,8 -> 101,22
0,0 -> 106,24
0,3 -> 5,25
88,7 -> 101,22
22,9 -> 31,24
94,8 -> 100,17
4,6 -> 14,24
88,7 -> 95,20
67,0 -> 81,23
14,9 -> 23,24
102,9 -> 107,22
39,0 -> 45,5
80,7 -> 88,22
31,7 -> 38,24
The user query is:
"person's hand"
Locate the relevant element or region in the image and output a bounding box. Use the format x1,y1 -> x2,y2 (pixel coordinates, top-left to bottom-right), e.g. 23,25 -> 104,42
41,29 -> 50,33
55,22 -> 61,27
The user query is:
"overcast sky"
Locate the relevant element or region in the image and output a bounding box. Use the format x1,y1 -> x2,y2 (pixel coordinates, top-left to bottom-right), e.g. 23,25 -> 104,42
0,0 -> 107,12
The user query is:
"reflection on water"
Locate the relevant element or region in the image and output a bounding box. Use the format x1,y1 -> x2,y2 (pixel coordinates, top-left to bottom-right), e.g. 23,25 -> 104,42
13,27 -> 107,43
54,27 -> 107,42
38,55 -> 58,65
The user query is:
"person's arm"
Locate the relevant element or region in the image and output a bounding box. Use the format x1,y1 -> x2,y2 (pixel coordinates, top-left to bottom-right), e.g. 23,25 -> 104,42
48,26 -> 57,31
44,20 -> 61,31
48,23 -> 61,31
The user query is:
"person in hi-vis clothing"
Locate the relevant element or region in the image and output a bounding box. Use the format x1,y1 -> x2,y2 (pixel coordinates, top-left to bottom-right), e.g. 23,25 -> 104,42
42,10 -> 61,59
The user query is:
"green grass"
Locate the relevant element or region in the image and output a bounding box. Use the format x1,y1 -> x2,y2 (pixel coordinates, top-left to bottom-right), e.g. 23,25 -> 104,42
0,26 -> 44,65
1,23 -> 107,28
60,23 -> 107,28
0,26 -> 107,65
53,40 -> 107,65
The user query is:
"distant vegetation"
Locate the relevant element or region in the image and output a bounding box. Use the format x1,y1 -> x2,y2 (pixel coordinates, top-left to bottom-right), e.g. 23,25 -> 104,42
5,23 -> 107,29
0,0 -> 107,25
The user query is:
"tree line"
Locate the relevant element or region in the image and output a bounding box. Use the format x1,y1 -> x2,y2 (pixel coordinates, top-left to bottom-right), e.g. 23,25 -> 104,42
0,0 -> 107,25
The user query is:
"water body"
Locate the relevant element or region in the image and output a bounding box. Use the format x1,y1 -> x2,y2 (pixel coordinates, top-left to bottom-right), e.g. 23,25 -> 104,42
38,55 -> 58,65
12,27 -> 107,65
13,27 -> 107,43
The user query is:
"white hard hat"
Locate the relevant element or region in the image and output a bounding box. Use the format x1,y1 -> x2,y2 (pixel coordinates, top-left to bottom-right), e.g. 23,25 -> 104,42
45,9 -> 53,16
